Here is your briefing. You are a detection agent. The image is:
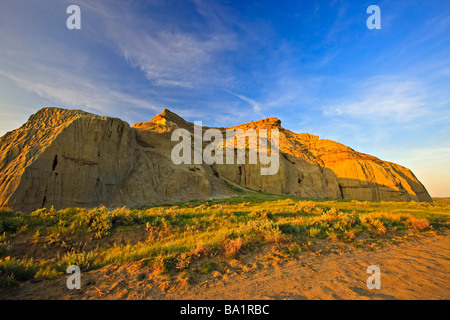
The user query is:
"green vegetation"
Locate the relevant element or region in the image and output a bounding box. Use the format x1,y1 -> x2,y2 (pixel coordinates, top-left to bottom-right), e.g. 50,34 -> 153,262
0,195 -> 448,288
0,258 -> 36,288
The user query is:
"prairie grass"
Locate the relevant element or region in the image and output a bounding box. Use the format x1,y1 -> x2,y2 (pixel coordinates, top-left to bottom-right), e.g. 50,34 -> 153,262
0,195 -> 448,288
0,257 -> 36,287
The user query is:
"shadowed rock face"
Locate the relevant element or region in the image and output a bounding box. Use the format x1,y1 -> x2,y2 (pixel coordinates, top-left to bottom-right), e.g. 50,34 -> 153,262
0,107 -> 431,212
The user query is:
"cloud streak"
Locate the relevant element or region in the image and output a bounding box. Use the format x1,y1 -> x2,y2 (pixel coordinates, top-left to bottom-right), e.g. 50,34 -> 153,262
323,76 -> 429,122
77,0 -> 237,89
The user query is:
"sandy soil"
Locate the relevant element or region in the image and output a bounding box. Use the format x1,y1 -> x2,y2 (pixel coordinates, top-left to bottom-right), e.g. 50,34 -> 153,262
1,231 -> 449,300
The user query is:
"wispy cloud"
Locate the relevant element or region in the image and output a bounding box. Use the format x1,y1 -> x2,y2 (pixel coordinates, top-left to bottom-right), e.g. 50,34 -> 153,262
115,29 -> 234,89
0,0 -> 242,128
323,76 -> 429,122
227,91 -> 262,114
0,67 -> 160,118
77,0 -> 237,89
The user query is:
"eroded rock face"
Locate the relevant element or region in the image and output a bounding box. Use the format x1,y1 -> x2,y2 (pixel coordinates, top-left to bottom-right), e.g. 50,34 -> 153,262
0,108 -> 230,213
0,107 -> 431,212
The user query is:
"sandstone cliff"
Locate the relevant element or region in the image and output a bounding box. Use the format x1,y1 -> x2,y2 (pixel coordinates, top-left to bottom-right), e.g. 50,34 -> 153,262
0,107 -> 431,212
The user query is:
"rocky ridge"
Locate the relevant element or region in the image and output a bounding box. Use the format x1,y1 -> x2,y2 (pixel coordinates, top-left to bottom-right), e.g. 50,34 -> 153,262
0,107 -> 431,212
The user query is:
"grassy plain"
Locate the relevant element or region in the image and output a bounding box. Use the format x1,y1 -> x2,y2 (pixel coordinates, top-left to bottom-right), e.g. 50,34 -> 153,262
0,193 -> 449,294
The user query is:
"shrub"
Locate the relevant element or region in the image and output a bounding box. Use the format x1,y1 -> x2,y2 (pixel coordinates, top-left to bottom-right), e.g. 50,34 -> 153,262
294,201 -> 318,214
0,212 -> 24,234
243,219 -> 284,242
200,262 -> 215,274
174,243 -> 211,271
45,232 -> 62,246
278,222 -> 304,234
175,252 -> 192,271
110,207 -> 143,226
360,216 -> 386,235
326,231 -> 339,242
0,233 -> 11,257
344,230 -> 356,242
406,216 -> 430,230
60,250 -> 96,271
287,243 -> 303,256
249,208 -> 273,219
189,243 -> 211,258
309,227 -> 322,238
30,208 -> 52,218
90,215 -> 113,239
35,264 -> 61,279
327,207 -> 340,216
153,255 -> 173,274
223,237 -> 244,257
0,257 -> 36,287
76,207 -> 114,239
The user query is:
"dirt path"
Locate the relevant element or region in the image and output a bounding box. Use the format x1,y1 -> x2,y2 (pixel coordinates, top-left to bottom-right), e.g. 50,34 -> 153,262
2,232 -> 449,300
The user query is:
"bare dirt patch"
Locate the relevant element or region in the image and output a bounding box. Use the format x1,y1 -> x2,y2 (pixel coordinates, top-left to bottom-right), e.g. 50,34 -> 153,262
2,231 -> 448,300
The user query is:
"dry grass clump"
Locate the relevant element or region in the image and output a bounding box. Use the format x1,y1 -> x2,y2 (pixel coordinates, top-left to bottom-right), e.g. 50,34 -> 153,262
359,216 -> 387,235
249,208 -> 273,219
375,212 -> 402,222
60,249 -> 96,271
241,219 -> 286,243
223,237 -> 244,257
194,203 -> 212,212
406,215 -> 430,230
0,257 -> 36,288
294,200 -> 325,215
309,227 -> 322,238
152,254 -> 173,275
175,243 -> 211,271
304,208 -> 359,241
294,200 -> 317,214
278,199 -> 296,205
311,208 -> 350,225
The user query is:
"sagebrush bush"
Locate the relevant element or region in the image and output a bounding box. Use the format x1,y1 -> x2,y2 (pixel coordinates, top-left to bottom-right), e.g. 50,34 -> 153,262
249,208 -> 273,219
294,201 -> 318,214
406,215 -> 430,230
309,227 -> 322,238
60,250 -> 96,271
223,237 -> 244,257
242,219 -> 284,242
0,233 -> 11,256
0,212 -> 24,234
360,216 -> 386,235
278,222 -> 304,234
35,264 -> 61,279
0,257 -> 36,287
175,243 -> 211,270
153,255 -> 173,275
110,207 -> 143,225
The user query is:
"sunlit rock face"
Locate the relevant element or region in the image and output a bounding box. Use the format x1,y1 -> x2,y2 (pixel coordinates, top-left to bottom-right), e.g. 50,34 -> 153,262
0,107 -> 431,213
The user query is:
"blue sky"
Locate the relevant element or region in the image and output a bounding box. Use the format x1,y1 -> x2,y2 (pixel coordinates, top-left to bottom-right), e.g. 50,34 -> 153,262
0,0 -> 449,196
